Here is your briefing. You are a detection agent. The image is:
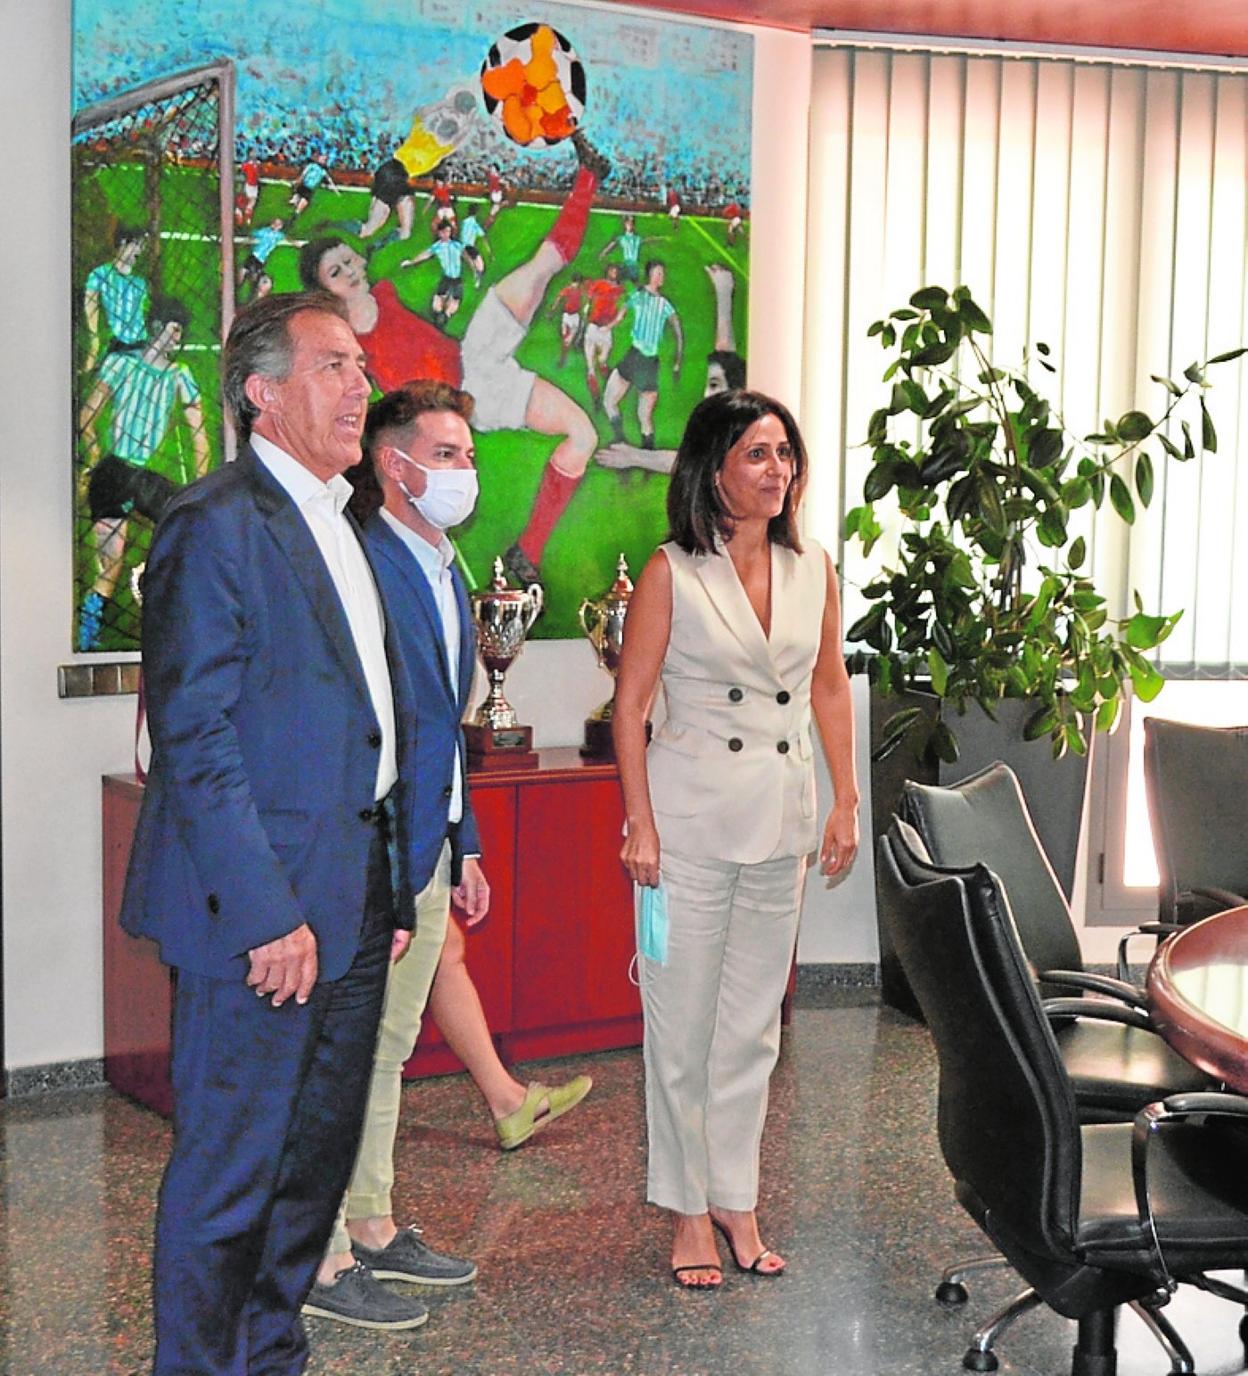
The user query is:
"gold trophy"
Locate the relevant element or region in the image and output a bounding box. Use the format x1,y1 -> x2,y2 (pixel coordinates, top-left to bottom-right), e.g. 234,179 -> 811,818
464,557 -> 543,770
578,553 -> 644,760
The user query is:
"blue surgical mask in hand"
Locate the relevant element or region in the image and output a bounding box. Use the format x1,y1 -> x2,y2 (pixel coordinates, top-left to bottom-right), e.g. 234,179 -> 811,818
637,882 -> 669,965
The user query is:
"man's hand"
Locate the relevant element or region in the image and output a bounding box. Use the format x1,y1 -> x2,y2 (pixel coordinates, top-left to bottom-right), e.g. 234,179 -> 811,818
451,858 -> 490,926
246,922 -> 318,1007
390,928 -> 412,963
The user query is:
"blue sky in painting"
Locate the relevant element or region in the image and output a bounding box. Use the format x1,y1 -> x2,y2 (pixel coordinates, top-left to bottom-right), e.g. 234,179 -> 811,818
72,0 -> 752,199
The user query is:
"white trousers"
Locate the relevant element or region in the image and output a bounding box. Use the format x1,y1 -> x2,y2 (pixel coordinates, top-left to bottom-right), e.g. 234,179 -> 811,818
638,846 -> 806,1214
326,842 -> 451,1256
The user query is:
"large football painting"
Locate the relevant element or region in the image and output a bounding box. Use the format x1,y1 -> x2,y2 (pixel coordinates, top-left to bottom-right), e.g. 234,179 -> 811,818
71,0 -> 753,647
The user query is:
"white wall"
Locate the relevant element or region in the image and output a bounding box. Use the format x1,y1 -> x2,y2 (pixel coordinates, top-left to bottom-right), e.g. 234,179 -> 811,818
0,10 -> 875,1074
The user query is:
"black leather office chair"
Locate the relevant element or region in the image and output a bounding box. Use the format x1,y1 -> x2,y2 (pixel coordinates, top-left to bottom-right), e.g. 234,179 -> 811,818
1144,717 -> 1248,928
899,762 -> 1210,1121
879,824 -> 1248,1375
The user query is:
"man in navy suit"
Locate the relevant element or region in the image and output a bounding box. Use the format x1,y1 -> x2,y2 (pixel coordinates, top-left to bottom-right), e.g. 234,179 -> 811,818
122,291 -> 417,1374
302,380 -> 488,1328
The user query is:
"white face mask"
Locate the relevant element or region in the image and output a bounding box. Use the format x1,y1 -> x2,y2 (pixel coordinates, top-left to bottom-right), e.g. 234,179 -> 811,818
394,450 -> 479,530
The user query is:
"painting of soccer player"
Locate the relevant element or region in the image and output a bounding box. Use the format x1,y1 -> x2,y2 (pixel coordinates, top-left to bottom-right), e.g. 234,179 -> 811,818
399,220 -> 465,328
299,128 -> 612,587
599,212 -> 647,284
458,204 -> 489,286
82,225 -> 149,372
548,271 -> 584,368
581,262 -> 626,406
485,163 -> 507,225
603,259 -> 682,456
289,149 -> 335,218
76,296 -> 209,650
428,170 -> 456,230
238,217 -> 285,303
597,262 -> 745,475
359,88 -> 479,244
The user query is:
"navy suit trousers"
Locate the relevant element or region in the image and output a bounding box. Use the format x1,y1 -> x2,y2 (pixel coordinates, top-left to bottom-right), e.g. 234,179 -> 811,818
152,827 -> 394,1376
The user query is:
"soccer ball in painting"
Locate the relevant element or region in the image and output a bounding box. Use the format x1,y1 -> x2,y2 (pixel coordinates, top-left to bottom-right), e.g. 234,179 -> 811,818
480,23 -> 586,148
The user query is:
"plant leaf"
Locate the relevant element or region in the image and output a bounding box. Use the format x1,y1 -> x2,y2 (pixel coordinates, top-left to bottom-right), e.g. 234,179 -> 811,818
909,286 -> 949,311
1201,398 -> 1217,453
1068,536 -> 1086,569
1116,410 -> 1154,441
928,646 -> 949,695
1129,657 -> 1166,703
959,297 -> 992,333
1135,452 -> 1154,507
1208,346 -> 1248,365
1109,473 -> 1136,524
1126,611 -> 1168,649
929,720 -> 959,763
1150,373 -> 1182,397
1095,697 -> 1122,734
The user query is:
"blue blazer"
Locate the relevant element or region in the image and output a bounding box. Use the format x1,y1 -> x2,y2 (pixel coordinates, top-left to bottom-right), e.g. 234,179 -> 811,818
362,513 -> 480,893
120,447 -> 415,982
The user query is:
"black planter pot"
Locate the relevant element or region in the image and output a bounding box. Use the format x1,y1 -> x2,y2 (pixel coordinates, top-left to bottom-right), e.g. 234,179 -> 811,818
869,685 -> 1093,1018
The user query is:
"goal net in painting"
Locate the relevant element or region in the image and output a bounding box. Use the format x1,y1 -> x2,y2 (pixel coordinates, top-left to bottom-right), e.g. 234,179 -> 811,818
71,60 -> 235,654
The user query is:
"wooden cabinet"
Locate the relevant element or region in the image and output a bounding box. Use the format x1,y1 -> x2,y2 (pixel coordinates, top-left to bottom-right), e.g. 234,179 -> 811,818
102,751 -> 641,1114
403,750 -> 641,1076
102,774 -> 173,1116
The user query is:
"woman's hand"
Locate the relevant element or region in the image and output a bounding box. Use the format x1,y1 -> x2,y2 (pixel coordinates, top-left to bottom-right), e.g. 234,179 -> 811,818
621,819 -> 662,888
819,801 -> 859,878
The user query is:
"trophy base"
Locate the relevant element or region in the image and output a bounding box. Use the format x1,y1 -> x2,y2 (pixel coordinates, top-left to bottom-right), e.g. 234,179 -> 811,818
580,717 -> 651,761
465,722 -> 538,772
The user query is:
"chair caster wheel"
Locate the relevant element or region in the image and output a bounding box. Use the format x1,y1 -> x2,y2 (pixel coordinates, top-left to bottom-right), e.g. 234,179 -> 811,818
962,1348 -> 999,1372
937,1281 -> 969,1307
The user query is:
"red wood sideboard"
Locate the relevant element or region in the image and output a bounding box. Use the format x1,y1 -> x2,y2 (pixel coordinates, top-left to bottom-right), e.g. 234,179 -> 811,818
102,750 -> 641,1116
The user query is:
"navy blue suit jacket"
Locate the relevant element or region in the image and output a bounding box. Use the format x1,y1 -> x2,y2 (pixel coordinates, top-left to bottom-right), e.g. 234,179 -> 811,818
121,447 -> 415,982
362,513 -> 480,893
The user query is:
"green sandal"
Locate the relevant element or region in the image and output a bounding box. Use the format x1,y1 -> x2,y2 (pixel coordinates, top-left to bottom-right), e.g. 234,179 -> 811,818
495,1074 -> 592,1150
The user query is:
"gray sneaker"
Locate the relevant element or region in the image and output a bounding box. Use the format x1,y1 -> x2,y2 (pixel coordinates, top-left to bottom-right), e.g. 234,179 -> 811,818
352,1226 -> 478,1286
301,1262 -> 429,1330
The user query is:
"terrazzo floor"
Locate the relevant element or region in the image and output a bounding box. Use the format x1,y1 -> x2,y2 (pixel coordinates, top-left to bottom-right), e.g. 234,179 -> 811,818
2,989 -> 1247,1376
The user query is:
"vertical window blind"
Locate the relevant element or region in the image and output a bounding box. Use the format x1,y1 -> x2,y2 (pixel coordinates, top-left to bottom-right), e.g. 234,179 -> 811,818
803,43 -> 1248,675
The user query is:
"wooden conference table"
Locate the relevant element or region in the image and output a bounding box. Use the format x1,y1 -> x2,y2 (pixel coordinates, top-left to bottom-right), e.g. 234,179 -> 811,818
1147,906 -> 1248,1093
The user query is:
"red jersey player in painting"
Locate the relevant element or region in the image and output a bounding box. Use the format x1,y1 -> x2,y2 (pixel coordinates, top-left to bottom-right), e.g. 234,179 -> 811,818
580,261 -> 626,404
549,273 -> 585,367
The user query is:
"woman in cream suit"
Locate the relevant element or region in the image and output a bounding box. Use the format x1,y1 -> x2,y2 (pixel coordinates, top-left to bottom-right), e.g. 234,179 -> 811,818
614,390 -> 859,1289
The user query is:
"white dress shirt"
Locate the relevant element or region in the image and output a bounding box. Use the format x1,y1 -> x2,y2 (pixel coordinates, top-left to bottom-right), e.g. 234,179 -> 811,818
380,507 -> 464,825
252,434 -> 397,801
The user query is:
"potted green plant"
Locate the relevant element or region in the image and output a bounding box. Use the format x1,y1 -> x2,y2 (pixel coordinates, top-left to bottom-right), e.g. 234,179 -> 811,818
844,285 -> 1243,1014
845,284 -> 1243,767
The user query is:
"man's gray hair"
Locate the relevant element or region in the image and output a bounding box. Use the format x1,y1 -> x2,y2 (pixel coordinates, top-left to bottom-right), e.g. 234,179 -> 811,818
222,290 -> 351,440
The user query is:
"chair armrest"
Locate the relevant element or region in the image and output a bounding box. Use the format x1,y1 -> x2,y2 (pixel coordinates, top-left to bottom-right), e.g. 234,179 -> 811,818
1039,969 -> 1148,1009
1159,1091 -> 1248,1118
1190,885 -> 1248,911
1042,998 -> 1153,1031
1116,926 -> 1182,982
1130,1090 -> 1248,1295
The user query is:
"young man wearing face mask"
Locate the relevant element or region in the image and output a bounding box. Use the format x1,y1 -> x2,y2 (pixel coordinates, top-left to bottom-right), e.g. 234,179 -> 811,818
305,381 -> 590,1331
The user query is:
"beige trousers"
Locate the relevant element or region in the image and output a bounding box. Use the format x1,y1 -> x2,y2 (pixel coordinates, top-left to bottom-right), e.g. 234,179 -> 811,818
638,846 -> 806,1215
326,842 -> 451,1256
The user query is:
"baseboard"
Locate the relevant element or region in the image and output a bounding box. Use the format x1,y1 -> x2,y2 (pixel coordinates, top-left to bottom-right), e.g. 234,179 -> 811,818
6,1057 -> 105,1099
795,962 -> 880,993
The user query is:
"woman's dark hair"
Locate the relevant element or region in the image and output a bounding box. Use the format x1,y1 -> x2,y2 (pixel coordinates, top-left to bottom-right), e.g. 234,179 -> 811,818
298,236 -> 347,291
667,390 -> 806,555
